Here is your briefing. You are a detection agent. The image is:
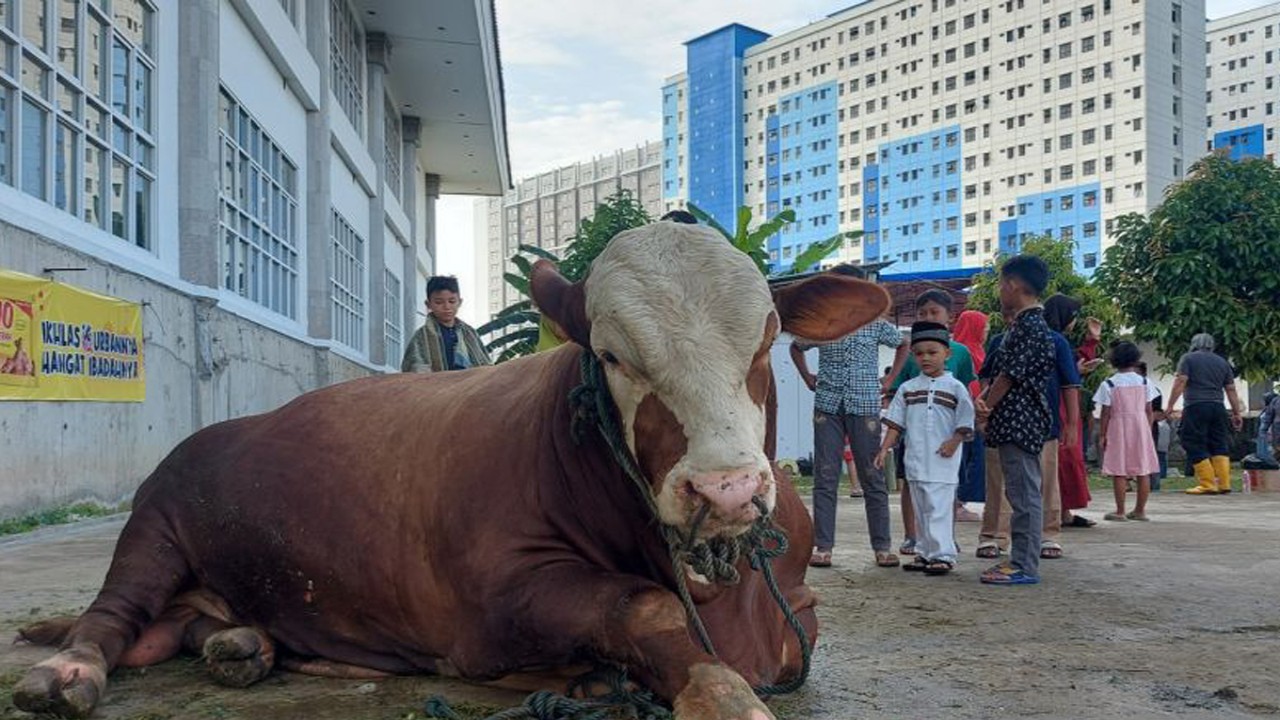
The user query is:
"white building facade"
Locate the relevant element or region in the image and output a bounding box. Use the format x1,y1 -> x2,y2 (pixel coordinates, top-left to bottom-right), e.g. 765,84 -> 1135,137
0,0 -> 509,515
663,0 -> 1205,279
478,141 -> 664,317
1206,2 -> 1280,161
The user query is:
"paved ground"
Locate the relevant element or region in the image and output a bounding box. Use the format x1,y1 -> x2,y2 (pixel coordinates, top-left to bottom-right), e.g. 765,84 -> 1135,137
3,490 -> 1280,719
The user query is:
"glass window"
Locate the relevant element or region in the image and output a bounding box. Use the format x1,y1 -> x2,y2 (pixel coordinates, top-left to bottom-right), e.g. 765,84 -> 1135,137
132,55 -> 149,132
23,0 -> 47,51
54,118 -> 75,212
110,155 -> 126,239
330,210 -> 366,351
218,87 -> 300,319
57,0 -> 78,76
384,98 -> 401,200
383,269 -> 401,365
20,97 -> 46,198
0,89 -> 10,183
110,37 -> 126,115
83,138 -> 105,227
330,0 -> 364,133
113,0 -> 152,56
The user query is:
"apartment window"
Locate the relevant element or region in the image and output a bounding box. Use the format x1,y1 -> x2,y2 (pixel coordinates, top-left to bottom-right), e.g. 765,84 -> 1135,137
384,269 -> 402,365
1083,252 -> 1097,269
218,89 -> 300,317
384,99 -> 402,201
2,0 -> 156,247
331,210 -> 366,351
331,0 -> 365,133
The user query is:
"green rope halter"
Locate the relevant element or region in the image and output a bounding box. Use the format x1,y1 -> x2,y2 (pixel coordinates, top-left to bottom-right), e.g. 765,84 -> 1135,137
425,352 -> 812,720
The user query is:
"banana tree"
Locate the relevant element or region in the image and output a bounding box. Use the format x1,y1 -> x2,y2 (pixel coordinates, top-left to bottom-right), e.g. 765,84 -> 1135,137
478,191 -> 654,363
686,202 -> 861,277
476,244 -> 557,362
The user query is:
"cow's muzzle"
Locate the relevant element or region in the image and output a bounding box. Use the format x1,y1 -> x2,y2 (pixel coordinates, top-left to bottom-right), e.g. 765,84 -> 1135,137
683,468 -> 772,536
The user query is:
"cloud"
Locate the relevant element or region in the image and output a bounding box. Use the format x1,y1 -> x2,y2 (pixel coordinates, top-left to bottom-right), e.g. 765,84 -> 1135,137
496,0 -> 834,83
506,99 -> 661,177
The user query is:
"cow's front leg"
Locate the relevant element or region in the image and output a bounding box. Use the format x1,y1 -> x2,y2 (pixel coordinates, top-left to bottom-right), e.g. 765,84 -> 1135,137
518,570 -> 774,720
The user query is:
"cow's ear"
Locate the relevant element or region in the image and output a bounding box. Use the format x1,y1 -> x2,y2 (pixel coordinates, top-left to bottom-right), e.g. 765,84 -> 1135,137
773,274 -> 891,342
530,260 -> 591,347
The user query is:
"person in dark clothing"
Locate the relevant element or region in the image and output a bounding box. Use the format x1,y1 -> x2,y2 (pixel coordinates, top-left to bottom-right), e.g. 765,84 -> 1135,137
1165,333 -> 1243,495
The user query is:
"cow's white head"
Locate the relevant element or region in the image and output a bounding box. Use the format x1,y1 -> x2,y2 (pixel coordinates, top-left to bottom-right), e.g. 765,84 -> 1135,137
532,221 -> 889,540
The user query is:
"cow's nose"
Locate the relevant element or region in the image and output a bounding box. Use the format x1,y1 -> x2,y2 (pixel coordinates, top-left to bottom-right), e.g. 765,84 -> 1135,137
688,469 -> 766,518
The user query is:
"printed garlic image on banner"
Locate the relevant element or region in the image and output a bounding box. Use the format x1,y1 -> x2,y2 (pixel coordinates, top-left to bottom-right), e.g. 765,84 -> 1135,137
0,269 -> 145,402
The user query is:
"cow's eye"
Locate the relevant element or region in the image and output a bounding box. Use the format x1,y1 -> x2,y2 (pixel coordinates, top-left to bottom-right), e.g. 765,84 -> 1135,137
600,351 -> 620,366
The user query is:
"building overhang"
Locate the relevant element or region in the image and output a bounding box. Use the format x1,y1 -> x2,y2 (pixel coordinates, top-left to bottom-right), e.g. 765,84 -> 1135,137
357,0 -> 511,195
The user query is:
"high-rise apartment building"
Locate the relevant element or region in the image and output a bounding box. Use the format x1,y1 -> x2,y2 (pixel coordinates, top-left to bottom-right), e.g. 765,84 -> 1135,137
1206,3 -> 1280,160
663,0 -> 1205,278
478,141 -> 665,316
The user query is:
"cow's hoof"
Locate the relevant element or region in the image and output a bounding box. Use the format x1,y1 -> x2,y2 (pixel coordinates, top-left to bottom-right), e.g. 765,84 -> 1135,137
12,648 -> 107,719
203,627 -> 275,688
672,663 -> 776,720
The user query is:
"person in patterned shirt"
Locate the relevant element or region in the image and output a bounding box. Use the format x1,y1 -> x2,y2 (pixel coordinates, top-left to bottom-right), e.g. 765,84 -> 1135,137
792,305 -> 909,569
975,255 -> 1055,586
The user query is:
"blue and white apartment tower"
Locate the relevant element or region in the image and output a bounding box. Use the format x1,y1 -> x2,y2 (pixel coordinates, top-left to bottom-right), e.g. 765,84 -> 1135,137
663,0 -> 1206,279
664,25 -> 771,230
1206,5 -> 1280,163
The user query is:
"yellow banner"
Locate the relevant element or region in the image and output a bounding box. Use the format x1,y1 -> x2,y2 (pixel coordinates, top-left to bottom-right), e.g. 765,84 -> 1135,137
0,269 -> 145,402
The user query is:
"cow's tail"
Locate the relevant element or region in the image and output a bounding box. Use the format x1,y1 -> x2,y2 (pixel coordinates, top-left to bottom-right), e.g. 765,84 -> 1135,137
15,617 -> 76,646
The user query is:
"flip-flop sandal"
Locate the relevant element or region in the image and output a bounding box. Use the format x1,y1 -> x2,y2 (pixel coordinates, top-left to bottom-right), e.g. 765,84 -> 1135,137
976,543 -> 1002,559
849,489 -> 865,498
809,549 -> 833,568
875,551 -> 900,567
980,564 -> 1040,585
923,560 -> 954,576
1040,543 -> 1064,559
903,557 -> 928,572
1067,515 -> 1097,528
899,539 -> 917,555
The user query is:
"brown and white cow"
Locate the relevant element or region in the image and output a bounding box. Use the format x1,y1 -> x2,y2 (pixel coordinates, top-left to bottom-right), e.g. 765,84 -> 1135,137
13,221 -> 889,719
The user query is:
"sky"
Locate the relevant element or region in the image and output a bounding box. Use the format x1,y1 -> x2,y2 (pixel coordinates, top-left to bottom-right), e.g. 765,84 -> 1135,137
437,0 -> 1276,324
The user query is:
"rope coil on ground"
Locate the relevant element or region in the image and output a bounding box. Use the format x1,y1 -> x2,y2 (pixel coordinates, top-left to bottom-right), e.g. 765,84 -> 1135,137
424,352 -> 812,719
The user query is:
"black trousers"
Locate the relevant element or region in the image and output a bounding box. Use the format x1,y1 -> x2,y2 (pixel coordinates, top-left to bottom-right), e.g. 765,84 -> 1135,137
1179,402 -> 1230,464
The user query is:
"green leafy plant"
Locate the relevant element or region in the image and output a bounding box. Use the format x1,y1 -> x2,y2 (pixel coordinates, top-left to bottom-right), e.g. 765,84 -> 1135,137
478,191 -> 653,362
685,203 -> 860,277
480,195 -> 857,363
1094,154 -> 1280,382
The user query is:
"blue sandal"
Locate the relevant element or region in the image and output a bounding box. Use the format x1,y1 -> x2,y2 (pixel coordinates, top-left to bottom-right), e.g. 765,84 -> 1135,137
980,564 -> 1039,585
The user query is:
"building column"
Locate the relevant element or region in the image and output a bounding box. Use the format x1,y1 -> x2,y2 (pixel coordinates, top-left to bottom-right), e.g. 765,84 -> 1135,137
176,0 -> 220,428
401,116 -> 422,345
177,0 -> 220,289
423,173 -> 440,273
365,33 -> 391,366
303,0 -> 333,345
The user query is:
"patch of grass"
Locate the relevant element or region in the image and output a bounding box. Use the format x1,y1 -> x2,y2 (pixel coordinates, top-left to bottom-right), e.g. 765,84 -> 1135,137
1085,462 -> 1246,492
0,501 -> 128,537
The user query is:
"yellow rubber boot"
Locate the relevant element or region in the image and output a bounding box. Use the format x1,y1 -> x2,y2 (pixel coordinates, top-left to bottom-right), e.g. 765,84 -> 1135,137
1211,456 -> 1233,494
1185,459 -> 1219,495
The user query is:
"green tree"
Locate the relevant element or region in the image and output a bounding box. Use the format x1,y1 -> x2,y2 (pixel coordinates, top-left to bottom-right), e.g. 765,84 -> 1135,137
1094,154 -> 1280,382
477,191 -> 653,362
968,235 -> 1121,339
968,235 -> 1123,403
685,203 -> 860,277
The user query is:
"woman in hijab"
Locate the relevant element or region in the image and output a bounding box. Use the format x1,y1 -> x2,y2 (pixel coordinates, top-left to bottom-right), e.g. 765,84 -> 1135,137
1045,294 -> 1099,528
952,310 -> 989,508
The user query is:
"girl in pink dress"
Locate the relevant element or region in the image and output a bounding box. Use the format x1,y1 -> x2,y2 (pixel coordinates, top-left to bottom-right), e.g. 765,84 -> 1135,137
1093,342 -> 1162,521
